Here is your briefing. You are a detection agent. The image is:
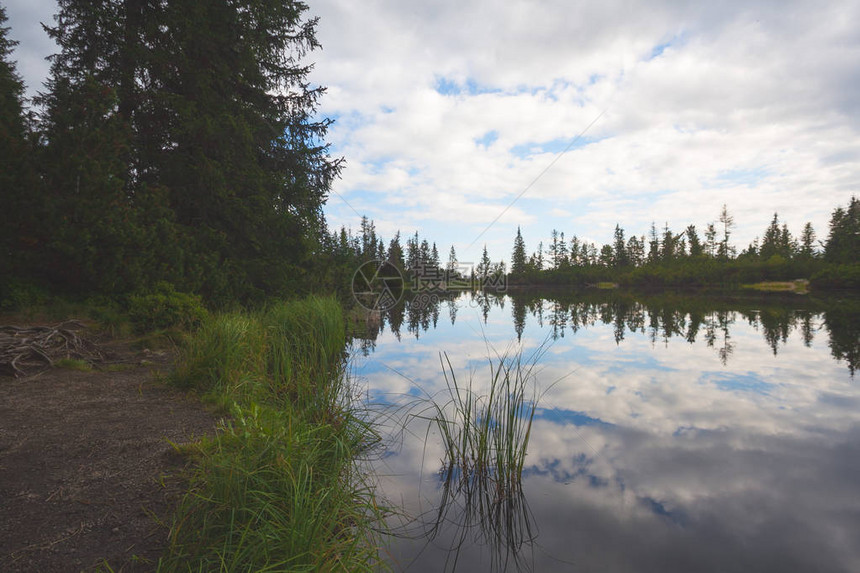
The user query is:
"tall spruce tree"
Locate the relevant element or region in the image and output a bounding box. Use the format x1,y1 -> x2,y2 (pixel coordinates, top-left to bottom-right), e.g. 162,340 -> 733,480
147,1 -> 341,300
36,0 -> 152,293
799,222 -> 816,259
647,222 -> 660,263
387,232 -> 405,271
612,224 -> 628,267
477,245 -> 492,281
760,213 -> 782,260
626,235 -> 644,266
686,225 -> 703,257
0,7 -> 37,290
446,245 -> 458,277
35,1 -> 341,301
511,227 -> 527,276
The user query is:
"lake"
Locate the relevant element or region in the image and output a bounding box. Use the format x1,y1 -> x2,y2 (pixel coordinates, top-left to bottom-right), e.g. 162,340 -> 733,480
349,290 -> 860,572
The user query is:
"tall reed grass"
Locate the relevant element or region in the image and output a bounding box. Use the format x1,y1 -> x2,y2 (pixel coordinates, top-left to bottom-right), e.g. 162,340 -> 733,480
414,342 -> 550,572
160,297 -> 385,572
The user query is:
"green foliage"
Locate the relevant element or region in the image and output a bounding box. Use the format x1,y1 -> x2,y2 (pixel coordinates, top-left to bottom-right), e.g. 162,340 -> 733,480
810,264 -> 860,290
162,297 -> 384,571
86,302 -> 131,337
503,200 -> 856,291
128,283 -> 208,333
5,1 -> 340,304
0,279 -> 49,311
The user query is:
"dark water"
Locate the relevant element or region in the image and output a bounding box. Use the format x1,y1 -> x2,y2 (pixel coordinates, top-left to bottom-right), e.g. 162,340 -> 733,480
350,290 -> 860,572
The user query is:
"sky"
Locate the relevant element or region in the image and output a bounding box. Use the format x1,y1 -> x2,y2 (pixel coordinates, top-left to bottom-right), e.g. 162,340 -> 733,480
5,0 -> 859,265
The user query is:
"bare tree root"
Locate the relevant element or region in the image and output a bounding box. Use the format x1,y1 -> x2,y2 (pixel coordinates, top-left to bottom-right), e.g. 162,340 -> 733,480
0,321 -> 104,378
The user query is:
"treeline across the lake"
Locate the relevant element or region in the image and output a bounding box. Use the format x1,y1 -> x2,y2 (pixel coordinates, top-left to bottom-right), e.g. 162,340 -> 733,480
352,291 -> 859,376
0,3 -> 341,308
509,200 -> 860,290
314,215 -> 509,299
317,198 -> 859,301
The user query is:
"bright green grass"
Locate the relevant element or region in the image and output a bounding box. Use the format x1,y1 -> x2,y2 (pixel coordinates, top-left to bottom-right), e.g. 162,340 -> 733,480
159,297 -> 385,572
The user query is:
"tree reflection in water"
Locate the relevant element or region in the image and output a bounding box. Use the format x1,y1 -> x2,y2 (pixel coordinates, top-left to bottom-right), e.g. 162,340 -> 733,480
352,290 -> 859,375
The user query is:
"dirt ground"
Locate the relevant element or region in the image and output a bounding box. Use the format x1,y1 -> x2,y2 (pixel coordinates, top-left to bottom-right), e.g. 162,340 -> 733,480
0,339 -> 218,572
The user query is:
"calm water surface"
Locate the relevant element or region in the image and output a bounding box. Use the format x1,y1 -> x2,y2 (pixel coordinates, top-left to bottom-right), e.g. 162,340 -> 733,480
350,291 -> 860,572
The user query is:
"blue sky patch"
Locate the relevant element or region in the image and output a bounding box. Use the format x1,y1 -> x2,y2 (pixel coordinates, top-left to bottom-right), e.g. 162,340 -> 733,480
475,130 -> 499,148
510,136 -> 600,158
535,407 -> 612,427
712,167 -> 770,187
703,371 -> 774,395
434,76 -> 501,96
647,33 -> 686,61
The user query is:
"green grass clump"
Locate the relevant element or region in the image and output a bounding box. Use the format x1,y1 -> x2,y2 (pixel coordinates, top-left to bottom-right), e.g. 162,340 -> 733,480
55,357 -> 93,371
169,313 -> 267,400
410,342 -> 551,570
431,344 -> 546,495
160,296 -> 384,572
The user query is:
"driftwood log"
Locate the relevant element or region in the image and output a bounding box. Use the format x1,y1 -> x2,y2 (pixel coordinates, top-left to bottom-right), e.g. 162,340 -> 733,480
0,321 -> 104,378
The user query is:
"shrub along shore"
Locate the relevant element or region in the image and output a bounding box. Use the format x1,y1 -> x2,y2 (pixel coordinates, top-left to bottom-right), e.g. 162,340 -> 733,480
157,296 -> 385,571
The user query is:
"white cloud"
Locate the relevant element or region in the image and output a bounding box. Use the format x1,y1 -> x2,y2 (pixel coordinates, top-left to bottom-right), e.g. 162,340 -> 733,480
309,0 -> 860,257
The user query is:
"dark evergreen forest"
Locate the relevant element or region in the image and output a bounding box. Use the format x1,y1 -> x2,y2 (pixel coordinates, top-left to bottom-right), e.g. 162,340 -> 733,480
1,1 -> 340,306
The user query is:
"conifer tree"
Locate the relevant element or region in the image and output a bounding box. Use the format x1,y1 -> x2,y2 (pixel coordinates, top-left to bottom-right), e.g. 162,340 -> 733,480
779,224 -> 796,258
548,229 -> 560,269
705,223 -> 717,258
661,223 -> 678,261
760,213 -> 782,260
511,227 -> 527,276
626,235 -> 644,266
569,235 -> 581,265
0,7 -> 37,287
446,245 -> 458,277
387,232 -> 405,271
34,0 -> 341,301
686,225 -> 703,257
613,224 -> 628,267
430,242 -> 440,269
420,239 -> 431,267
558,231 -> 568,267
477,245 -> 492,281
406,232 -> 420,271
648,222 -> 660,263
718,204 -> 735,260
799,222 -> 816,259
824,197 -> 859,264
